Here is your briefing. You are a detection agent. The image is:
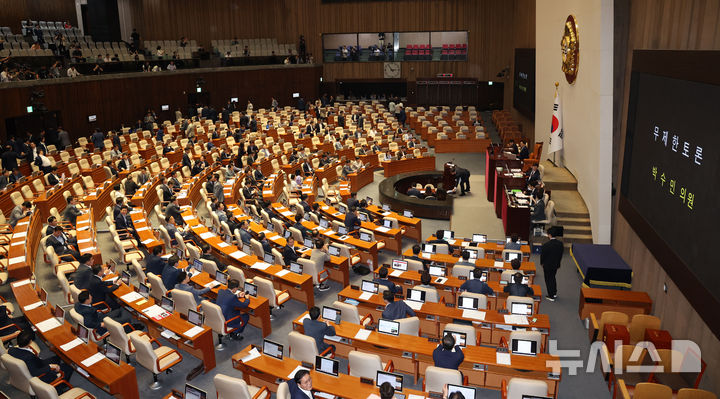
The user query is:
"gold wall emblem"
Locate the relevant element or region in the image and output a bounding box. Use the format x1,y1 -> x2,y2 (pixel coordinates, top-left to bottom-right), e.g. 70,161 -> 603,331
560,14 -> 579,84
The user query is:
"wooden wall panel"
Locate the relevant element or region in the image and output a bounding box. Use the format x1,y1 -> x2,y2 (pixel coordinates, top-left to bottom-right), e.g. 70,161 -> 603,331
0,66 -> 321,142
613,0 -> 720,394
0,0 -> 77,33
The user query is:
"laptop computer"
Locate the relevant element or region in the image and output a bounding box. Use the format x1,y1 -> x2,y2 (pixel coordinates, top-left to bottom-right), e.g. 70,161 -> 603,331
512,338 -> 538,356
406,288 -> 426,303
376,370 -> 403,391
262,339 -> 284,359
377,319 -> 400,336
361,280 -> 379,294
187,309 -> 204,327
447,384 -> 475,399
244,282 -> 258,297
472,234 -> 487,243
322,306 -> 341,324
184,384 -> 207,399
511,302 -> 533,315
391,259 -> 408,271
289,262 -> 303,274
458,296 -> 479,310
105,342 -> 122,365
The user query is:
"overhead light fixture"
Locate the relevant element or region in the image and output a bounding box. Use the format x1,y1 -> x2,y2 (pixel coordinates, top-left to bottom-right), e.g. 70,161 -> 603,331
488,81 -> 493,86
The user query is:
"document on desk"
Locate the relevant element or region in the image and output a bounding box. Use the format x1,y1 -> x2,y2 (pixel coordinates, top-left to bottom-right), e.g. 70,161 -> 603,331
358,292 -> 373,301
183,325 -> 205,338
241,347 -> 261,363
504,315 -> 529,325
252,261 -> 271,270
217,241 -> 230,248
120,291 -> 144,303
404,300 -> 423,311
324,334 -> 343,342
496,352 -> 512,365
229,250 -> 248,259
23,301 -> 44,311
460,241 -> 470,247
204,280 -> 221,289
142,305 -> 170,320
14,231 -> 27,238
494,261 -> 504,268
77,238 -> 92,244
281,211 -> 294,217
408,395 -> 427,399
136,226 -> 149,232
9,256 -> 25,265
375,226 -> 390,233
275,269 -> 290,277
161,329 -> 179,340
390,269 -> 403,277
421,252 -> 432,259
315,392 -> 334,399
81,352 -> 106,367
287,365 -> 311,379
323,230 -> 335,237
141,238 -> 155,245
263,191 -> 272,195
199,231 -> 215,239
36,318 -> 62,333
462,309 -> 486,321
60,338 -> 84,351
354,329 -> 372,341
12,279 -> 31,288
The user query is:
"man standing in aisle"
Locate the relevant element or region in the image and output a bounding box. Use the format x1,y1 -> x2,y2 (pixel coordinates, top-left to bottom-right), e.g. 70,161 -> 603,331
540,226 -> 563,301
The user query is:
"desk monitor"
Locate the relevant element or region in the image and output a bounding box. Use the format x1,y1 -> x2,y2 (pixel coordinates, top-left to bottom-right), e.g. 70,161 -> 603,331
77,324 -> 90,343
38,287 -> 48,303
506,237 -> 512,243
105,342 -> 122,365
266,222 -> 274,232
337,225 -> 348,235
185,384 -> 207,399
188,309 -> 204,327
193,258 -> 204,272
120,270 -> 131,286
303,212 -> 311,221
230,97 -> 239,103
244,282 -> 258,297
328,245 -> 341,256
458,296 -> 479,310
511,302 -> 533,316
468,270 -> 488,282
359,232 -> 372,242
319,218 -> 329,229
383,219 -> 393,228
442,230 -> 455,240
338,206 -> 347,214
160,295 -> 174,313
321,306 -> 341,324
138,282 -> 150,298
361,280 -> 379,294
376,370 -> 403,391
522,275 -> 529,285
472,234 -> 487,243
262,339 -> 283,359
315,355 -> 339,377
377,319 -> 400,336
303,238 -> 314,248
358,212 -> 368,222
422,244 -> 435,254
428,265 -> 445,277
403,210 -> 413,218
466,249 -> 479,260
382,204 -> 391,211
443,330 -> 467,348
406,288 -> 426,303
511,339 -> 538,356
392,259 -> 408,271
263,253 -> 275,264
215,271 -> 228,285
284,230 -> 291,239
176,248 -> 185,260
447,384 -> 475,399
242,243 -> 252,254
505,251 -> 521,262
161,104 -> 169,111
53,305 -> 65,321
289,262 -> 303,274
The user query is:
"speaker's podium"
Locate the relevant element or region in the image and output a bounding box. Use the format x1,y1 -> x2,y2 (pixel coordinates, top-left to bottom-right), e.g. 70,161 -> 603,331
443,162 -> 457,192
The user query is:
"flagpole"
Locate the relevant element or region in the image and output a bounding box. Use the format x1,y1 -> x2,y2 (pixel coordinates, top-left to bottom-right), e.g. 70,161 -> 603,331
553,82 -> 558,166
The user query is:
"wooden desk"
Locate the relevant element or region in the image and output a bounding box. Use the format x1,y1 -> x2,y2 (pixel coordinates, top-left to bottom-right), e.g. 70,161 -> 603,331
426,235 -> 532,259
501,189 -> 531,242
382,156 -> 436,178
434,138 -> 491,153
182,209 -> 315,308
187,270 -> 273,337
7,216 -> 34,280
12,280 -> 139,399
337,286 -> 551,347
315,161 -> 340,184
33,175 -> 84,221
232,346 -> 431,398
314,202 -> 403,255
74,211 -> 102,264
578,287 -> 653,320
129,208 -> 164,251
365,204 -> 423,242
113,283 -> 216,372
348,166 -> 374,192
400,248 -> 537,281
261,173 -> 283,203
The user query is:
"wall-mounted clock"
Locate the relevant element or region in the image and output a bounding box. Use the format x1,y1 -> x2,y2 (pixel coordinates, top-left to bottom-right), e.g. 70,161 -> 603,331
560,14 -> 579,84
384,62 -> 401,79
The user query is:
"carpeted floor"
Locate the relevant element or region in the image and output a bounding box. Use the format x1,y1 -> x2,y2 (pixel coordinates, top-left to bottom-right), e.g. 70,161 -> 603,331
0,111 -> 612,398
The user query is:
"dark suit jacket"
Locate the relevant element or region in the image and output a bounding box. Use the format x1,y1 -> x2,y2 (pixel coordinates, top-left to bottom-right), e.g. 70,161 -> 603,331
216,289 -> 250,329
527,169 -> 541,185
159,184 -> 173,201
46,235 -> 70,256
283,244 -> 299,265
260,239 -> 272,254
504,283 -> 534,297
344,212 -> 361,231
161,264 -> 180,290
87,275 -> 119,307
303,318 -> 335,353
47,173 -> 60,185
459,279 -> 494,295
8,347 -> 56,383
182,154 -> 193,169
519,145 -> 530,160
145,254 -> 167,276
115,214 -> 133,231
407,187 -> 422,197
74,303 -> 105,330
73,263 -> 93,290
540,238 -> 564,270
165,204 -> 184,226
287,379 -> 313,399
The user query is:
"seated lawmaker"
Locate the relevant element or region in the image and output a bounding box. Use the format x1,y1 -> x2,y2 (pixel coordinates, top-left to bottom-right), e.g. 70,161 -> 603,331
374,266 -> 400,295
459,268 -> 494,295
381,290 -> 415,320
283,236 -> 300,265
47,226 -> 80,260
505,234 -> 522,250
161,255 -> 181,291
504,272 -> 534,297
454,250 -> 475,268
344,206 -> 361,232
432,333 -> 465,370
201,243 -> 227,272
9,330 -> 74,393
216,279 -> 250,340
303,306 -> 336,354
75,290 -> 141,336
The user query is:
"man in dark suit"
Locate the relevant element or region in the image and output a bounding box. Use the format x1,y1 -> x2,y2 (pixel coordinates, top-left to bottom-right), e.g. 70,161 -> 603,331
253,168 -> 265,182
237,220 -> 253,245
47,226 -> 80,260
303,306 -> 336,354
432,334 -> 464,370
344,207 -> 361,232
301,159 -> 313,175
165,197 -> 184,226
258,232 -> 272,253
506,139 -> 519,154
115,206 -> 139,241
454,165 -> 471,196
117,154 -> 131,171
526,163 -> 541,186
287,369 -> 314,399
216,279 -> 250,339
540,227 -> 564,301
112,197 -> 124,220
145,246 -> 166,276
201,243 -> 226,271
74,290 -> 140,336
87,264 -> 121,309
158,177 -> 173,202
161,256 -> 181,291
381,290 -> 415,320
182,148 -> 193,169
282,236 -> 299,265
374,266 -> 400,294
9,330 -> 73,392
47,166 -> 61,185
62,196 -> 82,226
346,192 -> 359,209
407,186 -> 423,198
72,254 -> 95,290
337,111 -> 346,128
298,194 -> 312,213
407,244 -> 429,269
459,268 -> 494,295
518,140 -> 530,161
504,272 -> 534,297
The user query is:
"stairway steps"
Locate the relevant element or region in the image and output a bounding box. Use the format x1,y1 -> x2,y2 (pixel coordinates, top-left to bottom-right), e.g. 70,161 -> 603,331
556,216 -> 591,226
562,233 -> 594,245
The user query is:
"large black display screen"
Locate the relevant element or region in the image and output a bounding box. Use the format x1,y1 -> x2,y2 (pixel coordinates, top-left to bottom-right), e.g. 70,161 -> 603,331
513,48 -> 535,119
622,65 -> 720,311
